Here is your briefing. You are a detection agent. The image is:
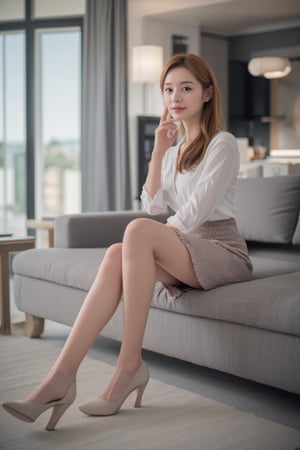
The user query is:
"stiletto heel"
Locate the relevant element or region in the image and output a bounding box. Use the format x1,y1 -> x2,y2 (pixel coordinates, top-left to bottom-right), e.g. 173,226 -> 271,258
46,402 -> 72,431
2,381 -> 76,431
134,383 -> 147,408
79,361 -> 149,416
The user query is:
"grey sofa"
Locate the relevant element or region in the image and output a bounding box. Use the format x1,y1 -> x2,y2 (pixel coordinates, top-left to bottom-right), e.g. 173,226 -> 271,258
13,176 -> 300,395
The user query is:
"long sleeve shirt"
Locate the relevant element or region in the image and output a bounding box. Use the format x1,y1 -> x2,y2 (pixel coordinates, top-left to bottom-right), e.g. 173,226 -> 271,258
141,131 -> 240,234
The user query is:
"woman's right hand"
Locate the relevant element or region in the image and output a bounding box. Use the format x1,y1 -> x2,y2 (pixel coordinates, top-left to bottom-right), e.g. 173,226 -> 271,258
144,108 -> 178,197
152,107 -> 179,158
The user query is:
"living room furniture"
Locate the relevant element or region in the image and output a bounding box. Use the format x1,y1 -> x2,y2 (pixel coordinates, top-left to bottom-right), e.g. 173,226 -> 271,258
137,115 -> 160,199
12,176 -> 300,394
239,160 -> 300,178
0,236 -> 35,335
26,219 -> 55,247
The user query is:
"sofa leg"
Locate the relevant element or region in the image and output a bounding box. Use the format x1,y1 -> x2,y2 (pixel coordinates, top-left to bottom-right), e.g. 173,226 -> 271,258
25,313 -> 45,338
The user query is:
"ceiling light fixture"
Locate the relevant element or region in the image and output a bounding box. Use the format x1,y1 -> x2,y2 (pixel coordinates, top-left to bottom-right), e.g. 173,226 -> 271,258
248,57 -> 292,79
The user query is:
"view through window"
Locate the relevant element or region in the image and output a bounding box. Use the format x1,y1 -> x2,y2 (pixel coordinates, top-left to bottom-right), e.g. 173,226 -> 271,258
0,0 -> 83,236
0,32 -> 26,235
37,28 -> 81,218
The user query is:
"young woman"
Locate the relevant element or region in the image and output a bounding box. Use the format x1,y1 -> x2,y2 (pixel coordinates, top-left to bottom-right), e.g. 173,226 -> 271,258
2,53 -> 253,430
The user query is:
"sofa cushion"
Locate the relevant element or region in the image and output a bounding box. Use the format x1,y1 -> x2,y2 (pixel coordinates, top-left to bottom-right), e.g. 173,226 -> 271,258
153,271 -> 300,337
236,176 -> 300,244
247,242 -> 300,263
13,248 -> 105,291
13,247 -> 300,293
293,210 -> 300,245
250,255 -> 300,279
13,248 -> 300,337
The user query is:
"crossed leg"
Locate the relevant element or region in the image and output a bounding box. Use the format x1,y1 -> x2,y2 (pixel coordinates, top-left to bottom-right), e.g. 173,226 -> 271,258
26,218 -> 201,404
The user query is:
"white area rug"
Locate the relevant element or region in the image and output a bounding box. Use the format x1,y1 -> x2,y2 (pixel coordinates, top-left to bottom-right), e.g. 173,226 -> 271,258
1,335 -> 300,450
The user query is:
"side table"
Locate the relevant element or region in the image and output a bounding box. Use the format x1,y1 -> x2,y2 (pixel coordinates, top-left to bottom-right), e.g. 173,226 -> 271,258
0,236 -> 36,335
26,219 -> 55,247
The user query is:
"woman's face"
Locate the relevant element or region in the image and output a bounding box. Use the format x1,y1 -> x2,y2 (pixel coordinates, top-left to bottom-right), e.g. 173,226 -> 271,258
162,66 -> 211,123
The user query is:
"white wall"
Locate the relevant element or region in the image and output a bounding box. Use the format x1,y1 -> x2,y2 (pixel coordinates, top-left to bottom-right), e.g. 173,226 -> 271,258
201,33 -> 228,126
277,60 -> 300,149
0,0 -> 24,20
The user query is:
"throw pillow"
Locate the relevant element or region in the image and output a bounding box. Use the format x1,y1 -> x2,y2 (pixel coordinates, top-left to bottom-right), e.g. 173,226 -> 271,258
236,175 -> 300,244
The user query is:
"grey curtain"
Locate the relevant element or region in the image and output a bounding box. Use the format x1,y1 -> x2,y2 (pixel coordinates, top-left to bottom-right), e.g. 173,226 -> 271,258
82,0 -> 131,211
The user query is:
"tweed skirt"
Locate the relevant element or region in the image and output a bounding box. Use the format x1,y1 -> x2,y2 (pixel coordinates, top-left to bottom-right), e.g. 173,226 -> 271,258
165,218 -> 253,298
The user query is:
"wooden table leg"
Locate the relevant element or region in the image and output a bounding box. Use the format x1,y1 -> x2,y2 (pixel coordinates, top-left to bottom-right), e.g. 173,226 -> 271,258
48,228 -> 54,247
0,249 -> 11,334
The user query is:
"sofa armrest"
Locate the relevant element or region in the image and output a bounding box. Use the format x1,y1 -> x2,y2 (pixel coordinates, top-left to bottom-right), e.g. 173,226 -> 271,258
54,211 -> 169,248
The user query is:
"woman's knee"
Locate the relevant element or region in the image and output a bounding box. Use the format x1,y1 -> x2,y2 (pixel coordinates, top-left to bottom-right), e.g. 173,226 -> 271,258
101,243 -> 122,270
124,218 -> 154,243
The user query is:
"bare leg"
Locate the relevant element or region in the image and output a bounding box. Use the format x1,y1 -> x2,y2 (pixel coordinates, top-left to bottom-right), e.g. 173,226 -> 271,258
26,243 -> 124,404
26,218 -> 200,405
100,218 -> 201,401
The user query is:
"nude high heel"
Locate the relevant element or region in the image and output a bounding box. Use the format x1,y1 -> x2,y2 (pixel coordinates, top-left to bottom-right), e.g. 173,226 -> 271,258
79,361 -> 149,416
2,381 -> 76,431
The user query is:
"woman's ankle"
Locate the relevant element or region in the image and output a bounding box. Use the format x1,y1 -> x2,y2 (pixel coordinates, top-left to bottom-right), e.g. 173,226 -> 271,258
116,355 -> 143,374
100,358 -> 143,402
25,371 -> 74,403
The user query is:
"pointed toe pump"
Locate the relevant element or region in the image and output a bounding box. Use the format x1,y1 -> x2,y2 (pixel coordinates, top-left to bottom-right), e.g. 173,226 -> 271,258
79,361 -> 149,417
2,381 -> 76,431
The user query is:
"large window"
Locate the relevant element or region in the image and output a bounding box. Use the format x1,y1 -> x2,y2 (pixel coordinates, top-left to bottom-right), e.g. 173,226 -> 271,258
0,0 -> 83,236
37,28 -> 81,218
0,32 -> 26,235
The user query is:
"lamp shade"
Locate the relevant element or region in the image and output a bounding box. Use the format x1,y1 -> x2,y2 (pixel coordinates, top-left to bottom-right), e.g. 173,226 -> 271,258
132,45 -> 163,83
248,57 -> 291,79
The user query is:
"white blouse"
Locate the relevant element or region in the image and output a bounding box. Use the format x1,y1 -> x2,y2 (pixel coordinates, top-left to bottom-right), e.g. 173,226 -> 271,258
141,131 -> 240,234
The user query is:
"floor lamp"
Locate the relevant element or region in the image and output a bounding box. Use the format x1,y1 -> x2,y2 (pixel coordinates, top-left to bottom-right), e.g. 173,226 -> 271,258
132,45 -> 163,114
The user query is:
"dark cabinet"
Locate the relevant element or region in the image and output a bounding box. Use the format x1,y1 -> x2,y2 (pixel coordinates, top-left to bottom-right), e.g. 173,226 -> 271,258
229,61 -> 270,150
229,61 -> 270,119
247,71 -> 270,118
229,62 -> 247,118
137,115 -> 160,199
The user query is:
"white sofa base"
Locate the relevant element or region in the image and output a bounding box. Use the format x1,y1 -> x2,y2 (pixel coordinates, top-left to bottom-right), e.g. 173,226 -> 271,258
14,274 -> 300,395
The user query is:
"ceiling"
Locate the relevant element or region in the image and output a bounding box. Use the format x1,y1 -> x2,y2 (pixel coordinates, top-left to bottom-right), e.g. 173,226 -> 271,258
131,0 -> 300,36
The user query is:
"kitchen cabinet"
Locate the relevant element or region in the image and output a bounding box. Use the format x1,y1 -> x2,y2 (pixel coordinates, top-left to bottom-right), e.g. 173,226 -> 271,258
229,61 -> 270,150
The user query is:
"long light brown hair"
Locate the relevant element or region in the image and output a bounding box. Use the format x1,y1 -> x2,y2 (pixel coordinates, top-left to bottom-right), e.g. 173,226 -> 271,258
160,53 -> 225,172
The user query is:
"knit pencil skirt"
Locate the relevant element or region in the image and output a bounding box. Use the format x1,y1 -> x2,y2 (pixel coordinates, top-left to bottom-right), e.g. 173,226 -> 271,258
166,218 -> 253,298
